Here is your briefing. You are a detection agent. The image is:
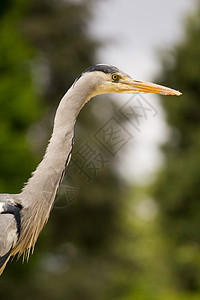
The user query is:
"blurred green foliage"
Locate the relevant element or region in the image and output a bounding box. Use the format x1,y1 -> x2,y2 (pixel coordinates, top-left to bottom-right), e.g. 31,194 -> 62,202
152,0 -> 200,296
1,0 -> 200,299
0,0 -> 42,193
0,0 -> 136,299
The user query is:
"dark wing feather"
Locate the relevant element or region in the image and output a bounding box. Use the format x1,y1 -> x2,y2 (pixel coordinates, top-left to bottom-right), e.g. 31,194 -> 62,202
0,243 -> 13,269
0,213 -> 18,275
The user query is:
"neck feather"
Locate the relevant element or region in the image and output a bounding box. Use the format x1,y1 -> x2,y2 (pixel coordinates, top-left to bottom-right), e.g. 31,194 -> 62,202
16,76 -> 95,256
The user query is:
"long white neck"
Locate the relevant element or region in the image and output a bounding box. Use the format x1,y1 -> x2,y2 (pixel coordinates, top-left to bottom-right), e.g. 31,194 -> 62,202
16,74 -> 97,255
21,76 -> 95,205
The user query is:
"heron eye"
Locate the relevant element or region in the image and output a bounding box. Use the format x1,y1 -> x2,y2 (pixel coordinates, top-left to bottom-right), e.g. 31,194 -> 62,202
112,74 -> 119,81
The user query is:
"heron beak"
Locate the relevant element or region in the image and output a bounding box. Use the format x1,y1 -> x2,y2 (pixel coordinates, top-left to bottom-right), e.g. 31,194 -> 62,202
123,78 -> 182,96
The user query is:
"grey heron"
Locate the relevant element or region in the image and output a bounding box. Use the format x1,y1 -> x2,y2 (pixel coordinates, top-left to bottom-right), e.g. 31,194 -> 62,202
0,64 -> 181,274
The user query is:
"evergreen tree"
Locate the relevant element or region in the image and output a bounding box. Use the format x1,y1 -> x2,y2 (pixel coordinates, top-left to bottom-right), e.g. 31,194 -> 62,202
153,0 -> 200,293
0,0 -> 42,193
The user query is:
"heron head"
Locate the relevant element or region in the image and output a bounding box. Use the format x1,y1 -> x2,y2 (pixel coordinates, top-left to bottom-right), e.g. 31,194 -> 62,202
80,64 -> 182,97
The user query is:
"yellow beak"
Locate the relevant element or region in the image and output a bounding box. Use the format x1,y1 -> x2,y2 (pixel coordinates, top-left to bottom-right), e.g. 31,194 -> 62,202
123,78 -> 182,96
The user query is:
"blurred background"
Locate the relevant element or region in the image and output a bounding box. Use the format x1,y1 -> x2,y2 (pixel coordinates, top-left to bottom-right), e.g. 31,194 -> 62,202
0,0 -> 200,299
